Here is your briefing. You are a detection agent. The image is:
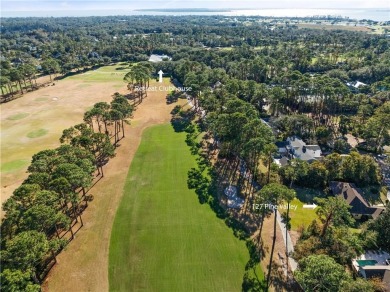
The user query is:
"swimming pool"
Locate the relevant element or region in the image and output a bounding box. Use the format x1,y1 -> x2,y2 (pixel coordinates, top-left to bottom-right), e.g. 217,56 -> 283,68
356,260 -> 378,266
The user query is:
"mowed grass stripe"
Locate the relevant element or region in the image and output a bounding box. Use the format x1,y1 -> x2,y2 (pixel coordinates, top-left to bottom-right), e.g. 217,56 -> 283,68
109,124 -> 250,292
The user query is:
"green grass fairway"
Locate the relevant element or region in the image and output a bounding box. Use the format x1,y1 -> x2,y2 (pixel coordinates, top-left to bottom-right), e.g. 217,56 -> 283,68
67,64 -> 129,83
109,124 -> 255,291
26,128 -> 48,138
1,159 -> 29,173
7,113 -> 29,120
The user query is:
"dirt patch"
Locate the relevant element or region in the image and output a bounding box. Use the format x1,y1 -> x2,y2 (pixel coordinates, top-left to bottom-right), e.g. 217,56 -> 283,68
289,230 -> 300,247
259,214 -> 290,292
42,79 -> 185,292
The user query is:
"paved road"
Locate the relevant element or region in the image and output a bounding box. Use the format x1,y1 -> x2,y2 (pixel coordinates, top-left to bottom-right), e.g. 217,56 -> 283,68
276,210 -> 298,271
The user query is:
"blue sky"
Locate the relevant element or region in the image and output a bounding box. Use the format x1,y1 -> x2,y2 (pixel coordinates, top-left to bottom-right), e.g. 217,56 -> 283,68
2,0 -> 389,12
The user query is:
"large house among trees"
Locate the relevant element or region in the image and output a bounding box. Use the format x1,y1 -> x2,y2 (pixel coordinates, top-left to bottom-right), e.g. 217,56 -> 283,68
329,181 -> 385,220
275,136 -> 322,165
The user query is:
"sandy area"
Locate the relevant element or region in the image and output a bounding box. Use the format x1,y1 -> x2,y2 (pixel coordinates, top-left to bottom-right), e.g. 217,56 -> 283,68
259,214 -> 290,292
42,79 -> 182,292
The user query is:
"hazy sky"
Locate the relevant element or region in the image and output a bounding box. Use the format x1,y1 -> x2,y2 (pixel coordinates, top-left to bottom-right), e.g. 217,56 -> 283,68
2,0 -> 389,12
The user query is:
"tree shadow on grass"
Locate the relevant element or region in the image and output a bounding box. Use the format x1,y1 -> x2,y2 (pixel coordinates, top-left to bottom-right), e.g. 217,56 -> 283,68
294,187 -> 325,204
169,99 -> 266,291
185,141 -> 266,290
54,65 -> 104,80
242,241 -> 267,291
170,108 -> 195,132
166,91 -> 185,104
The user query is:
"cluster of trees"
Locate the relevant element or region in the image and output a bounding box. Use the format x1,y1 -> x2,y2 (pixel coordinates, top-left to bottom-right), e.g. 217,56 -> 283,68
294,197 -> 360,264
2,14 -> 389,290
360,102 -> 390,152
295,254 -> 381,292
1,15 -> 388,151
292,197 -> 388,291
367,204 -> 390,252
123,62 -> 153,102
170,60 -> 387,292
170,48 -> 387,289
172,59 -> 296,289
163,58 -> 388,152
0,94 -> 133,290
271,89 -> 389,151
0,60 -> 39,97
279,151 -> 381,189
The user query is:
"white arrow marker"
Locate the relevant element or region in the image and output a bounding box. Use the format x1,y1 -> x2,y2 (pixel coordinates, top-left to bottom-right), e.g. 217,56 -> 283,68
158,70 -> 163,83
303,203 -> 317,209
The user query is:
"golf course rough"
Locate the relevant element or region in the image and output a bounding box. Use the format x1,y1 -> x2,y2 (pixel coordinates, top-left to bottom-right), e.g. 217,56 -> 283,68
109,124 -> 256,291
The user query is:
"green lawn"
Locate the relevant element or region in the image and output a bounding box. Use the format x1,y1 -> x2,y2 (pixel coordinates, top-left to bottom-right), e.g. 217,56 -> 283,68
288,198 -> 318,231
109,124 -> 258,291
1,159 -> 30,173
26,128 -> 48,138
7,113 -> 29,120
287,188 -> 324,230
67,64 -> 130,83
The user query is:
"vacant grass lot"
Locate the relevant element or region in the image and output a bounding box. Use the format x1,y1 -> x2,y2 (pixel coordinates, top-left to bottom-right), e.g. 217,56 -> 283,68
288,198 -> 318,231
287,187 -> 324,231
109,124 -> 255,291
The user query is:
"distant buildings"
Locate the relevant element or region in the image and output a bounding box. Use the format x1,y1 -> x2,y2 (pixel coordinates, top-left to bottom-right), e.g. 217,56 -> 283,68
329,181 -> 384,220
148,54 -> 172,62
346,80 -> 368,92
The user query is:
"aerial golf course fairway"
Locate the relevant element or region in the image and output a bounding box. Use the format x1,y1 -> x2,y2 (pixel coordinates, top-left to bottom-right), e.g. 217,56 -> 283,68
109,124 -> 259,291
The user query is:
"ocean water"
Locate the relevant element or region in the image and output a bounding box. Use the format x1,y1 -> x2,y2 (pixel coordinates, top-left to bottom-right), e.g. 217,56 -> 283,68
227,9 -> 390,21
1,8 -> 389,21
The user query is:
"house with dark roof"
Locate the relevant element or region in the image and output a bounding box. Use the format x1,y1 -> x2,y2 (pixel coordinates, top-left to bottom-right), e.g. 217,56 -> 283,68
329,181 -> 385,219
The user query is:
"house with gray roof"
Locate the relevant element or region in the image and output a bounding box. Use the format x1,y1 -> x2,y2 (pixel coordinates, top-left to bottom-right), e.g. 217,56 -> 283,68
287,136 -> 322,162
275,136 -> 322,165
274,136 -> 322,166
